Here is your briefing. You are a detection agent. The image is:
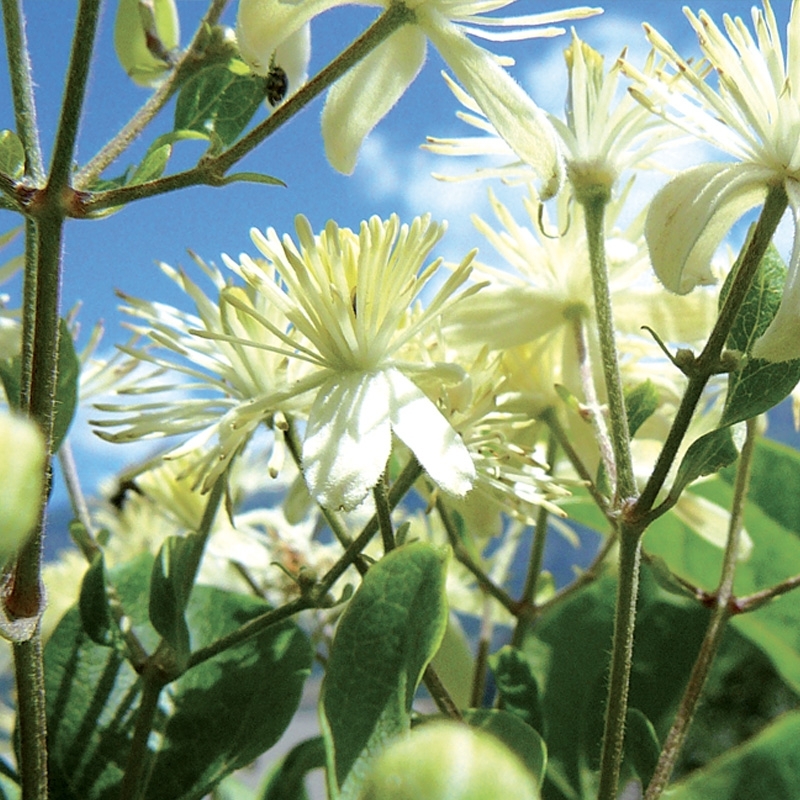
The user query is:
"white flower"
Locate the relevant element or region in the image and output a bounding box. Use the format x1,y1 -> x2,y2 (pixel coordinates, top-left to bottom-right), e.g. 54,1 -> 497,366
426,31 -> 678,193
237,0 -> 601,189
231,214 -> 479,509
622,1 -> 800,361
93,253 -> 305,489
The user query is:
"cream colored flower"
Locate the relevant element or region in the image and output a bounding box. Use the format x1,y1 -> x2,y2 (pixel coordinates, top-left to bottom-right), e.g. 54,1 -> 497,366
92,253 -> 304,490
237,0 -> 601,189
444,188 -> 715,375
622,1 -> 800,361
426,31 -> 678,193
229,214 -> 479,510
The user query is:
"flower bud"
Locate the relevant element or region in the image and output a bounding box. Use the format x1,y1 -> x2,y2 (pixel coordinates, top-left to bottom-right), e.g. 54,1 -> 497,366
0,412 -> 45,559
359,722 -> 540,800
114,0 -> 180,87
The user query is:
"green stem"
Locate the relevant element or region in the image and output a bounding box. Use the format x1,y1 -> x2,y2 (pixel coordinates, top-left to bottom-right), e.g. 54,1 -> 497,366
189,456 -> 425,668
570,311 -> 616,492
596,524 -> 642,800
1,0 -> 45,182
58,441 -> 102,561
73,0 -> 230,189
644,417 -> 757,800
435,498 -> 518,616
735,573 -> 800,613
581,192 -> 636,503
118,668 -> 167,800
13,637 -> 47,800
537,534 -> 616,615
510,432 -> 558,646
634,185 -> 787,517
541,406 -> 610,516
423,665 -> 463,720
82,3 -> 415,214
48,0 -> 101,191
187,597 -> 310,669
374,474 -> 395,553
317,456 -> 424,594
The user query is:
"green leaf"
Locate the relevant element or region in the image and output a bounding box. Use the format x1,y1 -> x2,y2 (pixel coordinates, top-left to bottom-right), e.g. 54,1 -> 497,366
129,143 -> 171,185
625,380 -> 659,439
320,542 -> 450,800
213,171 -> 285,188
0,355 -> 21,409
45,554 -> 312,800
670,425 -> 743,500
524,567 -> 711,799
258,737 -> 325,800
721,437 -> 800,535
463,709 -> 547,789
645,471 -> 800,693
489,645 -> 544,736
720,242 -> 800,424
0,130 -> 24,179
667,711 -> 800,799
149,532 -> 203,664
174,64 -> 269,148
624,708 -> 660,787
79,553 -> 117,648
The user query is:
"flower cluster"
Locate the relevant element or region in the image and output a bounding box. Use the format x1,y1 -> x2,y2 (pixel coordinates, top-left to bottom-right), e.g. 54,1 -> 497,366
622,0 -> 800,360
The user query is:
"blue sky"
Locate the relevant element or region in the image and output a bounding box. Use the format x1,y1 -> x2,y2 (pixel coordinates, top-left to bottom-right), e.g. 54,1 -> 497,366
2,1 -> 799,514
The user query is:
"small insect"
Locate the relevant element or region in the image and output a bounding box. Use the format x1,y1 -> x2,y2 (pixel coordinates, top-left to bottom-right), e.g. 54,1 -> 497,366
266,65 -> 289,107
108,478 -> 144,511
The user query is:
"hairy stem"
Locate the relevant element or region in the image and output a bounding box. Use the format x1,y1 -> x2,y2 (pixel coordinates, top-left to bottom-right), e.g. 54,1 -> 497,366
635,185 -> 787,516
581,191 -> 636,503
1,0 -> 44,182
118,669 -> 167,800
644,417 -> 757,800
374,474 -> 395,553
74,0 -> 231,189
597,524 -> 642,800
83,3 -> 415,213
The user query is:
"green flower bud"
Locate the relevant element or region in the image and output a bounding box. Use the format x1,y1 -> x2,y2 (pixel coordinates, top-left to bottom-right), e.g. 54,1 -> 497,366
359,722 -> 541,800
0,412 -> 45,558
114,0 -> 179,87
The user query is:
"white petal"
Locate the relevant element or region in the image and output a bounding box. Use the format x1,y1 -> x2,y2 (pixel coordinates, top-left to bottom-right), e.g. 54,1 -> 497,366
273,23 -> 311,95
421,13 -> 563,199
385,367 -> 475,497
237,0 -> 340,75
646,162 -> 770,294
303,372 -> 392,510
752,178 -> 800,361
321,27 -> 426,174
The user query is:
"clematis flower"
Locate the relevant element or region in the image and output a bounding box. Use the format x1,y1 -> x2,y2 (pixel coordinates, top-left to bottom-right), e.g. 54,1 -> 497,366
97,215 -> 481,510
230,214 -> 480,510
236,0 -> 601,189
92,253 -> 307,490
426,32 -> 679,193
622,1 -> 800,361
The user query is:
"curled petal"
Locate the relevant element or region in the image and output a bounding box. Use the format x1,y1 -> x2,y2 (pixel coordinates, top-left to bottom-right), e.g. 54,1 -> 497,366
752,178 -> 800,361
303,372 -> 392,510
421,11 -> 563,199
322,27 -> 426,174
646,162 -> 771,294
237,0 -> 339,75
386,367 -> 475,497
